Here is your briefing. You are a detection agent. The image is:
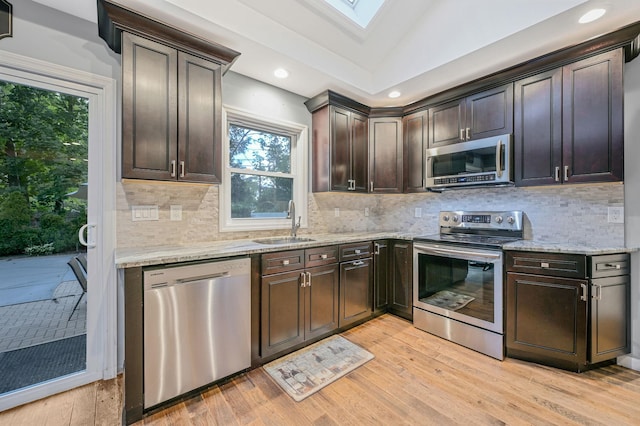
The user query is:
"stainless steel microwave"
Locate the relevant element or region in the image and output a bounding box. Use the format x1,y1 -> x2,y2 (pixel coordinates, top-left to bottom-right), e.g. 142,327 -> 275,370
425,134 -> 513,191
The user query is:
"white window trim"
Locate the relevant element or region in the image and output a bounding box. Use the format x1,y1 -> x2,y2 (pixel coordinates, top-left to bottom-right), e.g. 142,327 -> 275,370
220,105 -> 308,233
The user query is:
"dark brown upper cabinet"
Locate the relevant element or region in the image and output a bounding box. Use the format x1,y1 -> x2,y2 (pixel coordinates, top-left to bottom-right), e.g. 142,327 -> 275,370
428,83 -> 513,147
122,33 -> 222,182
514,49 -> 623,186
402,110 -> 428,193
309,102 -> 369,193
369,117 -> 403,193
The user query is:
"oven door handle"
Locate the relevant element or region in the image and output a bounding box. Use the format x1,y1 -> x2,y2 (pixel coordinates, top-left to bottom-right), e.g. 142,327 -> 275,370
415,245 -> 502,261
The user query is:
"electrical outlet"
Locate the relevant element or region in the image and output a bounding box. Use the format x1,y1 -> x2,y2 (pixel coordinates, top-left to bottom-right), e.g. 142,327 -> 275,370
608,207 -> 624,223
334,207 -> 340,217
415,207 -> 422,218
364,207 -> 370,217
170,205 -> 182,221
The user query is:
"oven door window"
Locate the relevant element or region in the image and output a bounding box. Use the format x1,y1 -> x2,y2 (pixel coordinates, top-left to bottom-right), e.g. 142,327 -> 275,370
417,253 -> 496,324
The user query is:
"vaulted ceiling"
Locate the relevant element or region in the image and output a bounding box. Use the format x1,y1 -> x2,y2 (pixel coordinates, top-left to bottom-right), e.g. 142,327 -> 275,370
35,0 -> 640,107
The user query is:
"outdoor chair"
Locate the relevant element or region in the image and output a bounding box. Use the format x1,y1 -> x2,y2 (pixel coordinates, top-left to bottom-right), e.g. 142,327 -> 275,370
67,254 -> 87,321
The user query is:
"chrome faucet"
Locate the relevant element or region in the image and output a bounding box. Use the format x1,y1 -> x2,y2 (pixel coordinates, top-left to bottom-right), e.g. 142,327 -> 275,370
287,200 -> 301,238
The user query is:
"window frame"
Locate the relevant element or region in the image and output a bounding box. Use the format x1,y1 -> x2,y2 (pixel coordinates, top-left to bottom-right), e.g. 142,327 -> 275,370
220,105 -> 308,233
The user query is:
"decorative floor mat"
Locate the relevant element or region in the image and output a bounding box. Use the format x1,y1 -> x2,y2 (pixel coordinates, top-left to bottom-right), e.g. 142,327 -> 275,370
263,335 -> 374,401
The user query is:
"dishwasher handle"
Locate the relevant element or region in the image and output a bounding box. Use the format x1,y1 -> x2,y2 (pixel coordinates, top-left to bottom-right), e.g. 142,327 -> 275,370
175,271 -> 230,285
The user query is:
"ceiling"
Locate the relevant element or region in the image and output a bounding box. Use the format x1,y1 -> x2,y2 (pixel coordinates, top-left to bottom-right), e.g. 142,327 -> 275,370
35,0 -> 640,107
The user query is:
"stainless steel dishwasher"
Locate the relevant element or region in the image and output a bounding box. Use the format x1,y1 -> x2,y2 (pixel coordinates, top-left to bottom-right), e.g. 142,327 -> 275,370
143,257 -> 251,408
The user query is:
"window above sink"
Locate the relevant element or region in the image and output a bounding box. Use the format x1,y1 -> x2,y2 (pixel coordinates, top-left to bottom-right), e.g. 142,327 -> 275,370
220,106 -> 309,233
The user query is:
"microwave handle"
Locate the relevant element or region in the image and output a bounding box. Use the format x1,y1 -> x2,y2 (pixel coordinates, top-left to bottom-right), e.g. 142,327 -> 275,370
496,140 -> 503,178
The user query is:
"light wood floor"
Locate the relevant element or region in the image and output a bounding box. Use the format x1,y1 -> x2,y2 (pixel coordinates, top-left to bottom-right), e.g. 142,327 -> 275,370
0,376 -> 121,425
4,314 -> 640,425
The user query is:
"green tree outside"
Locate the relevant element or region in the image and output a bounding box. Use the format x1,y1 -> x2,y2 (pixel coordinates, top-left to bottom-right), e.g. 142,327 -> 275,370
0,81 -> 88,256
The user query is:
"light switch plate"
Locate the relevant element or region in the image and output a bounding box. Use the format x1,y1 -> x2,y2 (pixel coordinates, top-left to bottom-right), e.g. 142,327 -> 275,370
334,207 -> 340,217
132,205 -> 159,221
415,207 -> 422,218
364,207 -> 370,217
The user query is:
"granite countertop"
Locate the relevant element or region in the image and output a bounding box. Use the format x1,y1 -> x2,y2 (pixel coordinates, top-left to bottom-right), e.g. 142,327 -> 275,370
503,240 -> 637,255
115,232 -> 636,268
115,231 -> 414,268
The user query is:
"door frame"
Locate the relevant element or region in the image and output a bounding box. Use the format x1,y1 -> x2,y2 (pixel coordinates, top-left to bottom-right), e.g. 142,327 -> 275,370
0,51 -> 117,411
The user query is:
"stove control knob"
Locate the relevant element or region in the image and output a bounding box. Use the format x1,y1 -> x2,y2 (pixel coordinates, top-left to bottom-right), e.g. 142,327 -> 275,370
507,216 -> 515,224
495,216 -> 504,224
452,215 -> 459,222
442,215 -> 450,222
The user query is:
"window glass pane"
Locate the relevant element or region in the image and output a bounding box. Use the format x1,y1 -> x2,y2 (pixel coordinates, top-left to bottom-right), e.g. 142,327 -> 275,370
230,173 -> 293,218
229,124 -> 291,173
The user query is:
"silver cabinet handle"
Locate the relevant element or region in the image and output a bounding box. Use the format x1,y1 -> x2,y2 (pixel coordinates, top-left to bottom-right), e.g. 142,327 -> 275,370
580,283 -> 588,301
564,165 -> 569,181
306,271 -> 311,287
554,166 -> 560,182
171,160 -> 176,177
180,161 -> 185,178
604,263 -> 622,270
355,249 -> 361,254
592,284 -> 603,300
374,243 -> 380,255
320,254 -> 328,260
282,259 -> 290,266
540,262 -> 550,268
466,127 -> 470,141
300,272 -> 306,287
460,128 -> 465,141
370,181 -> 374,192
352,260 -> 364,266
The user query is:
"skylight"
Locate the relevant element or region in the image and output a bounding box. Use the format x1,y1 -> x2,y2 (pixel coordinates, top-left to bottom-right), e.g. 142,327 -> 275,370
324,0 -> 384,28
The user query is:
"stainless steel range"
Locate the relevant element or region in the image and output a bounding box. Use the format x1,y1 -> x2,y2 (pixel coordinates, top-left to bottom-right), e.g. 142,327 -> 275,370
413,210 -> 524,360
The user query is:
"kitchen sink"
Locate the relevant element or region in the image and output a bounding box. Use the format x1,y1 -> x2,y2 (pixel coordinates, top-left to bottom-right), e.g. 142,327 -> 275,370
253,237 -> 315,245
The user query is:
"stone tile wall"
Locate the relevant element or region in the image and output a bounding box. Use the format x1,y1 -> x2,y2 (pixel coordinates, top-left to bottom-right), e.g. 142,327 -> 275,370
116,181 -> 625,248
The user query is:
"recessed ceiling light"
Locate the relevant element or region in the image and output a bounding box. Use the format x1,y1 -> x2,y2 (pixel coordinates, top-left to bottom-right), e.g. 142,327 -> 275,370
274,68 -> 289,79
388,91 -> 401,98
579,8 -> 606,24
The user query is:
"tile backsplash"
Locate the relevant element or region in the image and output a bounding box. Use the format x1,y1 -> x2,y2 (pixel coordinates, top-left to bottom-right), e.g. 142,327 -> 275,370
116,181 -> 624,248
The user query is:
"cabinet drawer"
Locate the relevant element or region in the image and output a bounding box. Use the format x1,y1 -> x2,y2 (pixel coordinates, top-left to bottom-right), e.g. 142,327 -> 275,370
590,253 -> 630,278
261,250 -> 305,275
340,242 -> 373,262
505,251 -> 587,279
305,245 -> 339,268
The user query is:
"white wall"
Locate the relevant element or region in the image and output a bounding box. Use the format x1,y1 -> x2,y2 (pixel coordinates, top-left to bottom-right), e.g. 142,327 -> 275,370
621,56 -> 640,369
1,0 -> 120,79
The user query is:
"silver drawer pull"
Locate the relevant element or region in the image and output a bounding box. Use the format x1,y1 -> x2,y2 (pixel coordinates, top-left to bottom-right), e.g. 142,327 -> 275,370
321,254 -> 328,259
352,260 -> 364,266
540,262 -> 550,268
355,249 -> 361,254
580,283 -> 587,301
282,259 -> 290,266
604,263 -> 621,270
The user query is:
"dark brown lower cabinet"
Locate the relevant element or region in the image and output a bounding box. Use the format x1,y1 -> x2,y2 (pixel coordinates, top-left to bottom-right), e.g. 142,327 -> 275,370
506,251 -> 630,372
388,241 -> 413,320
373,240 -> 413,320
261,248 -> 339,358
339,257 -> 372,328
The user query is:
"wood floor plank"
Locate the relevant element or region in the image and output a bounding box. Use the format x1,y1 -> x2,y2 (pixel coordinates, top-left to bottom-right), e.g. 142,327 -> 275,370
4,315 -> 640,426
69,382 -> 97,426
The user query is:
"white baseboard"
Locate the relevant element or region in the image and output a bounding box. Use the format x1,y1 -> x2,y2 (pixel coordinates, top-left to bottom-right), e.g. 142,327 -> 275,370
617,354 -> 640,371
